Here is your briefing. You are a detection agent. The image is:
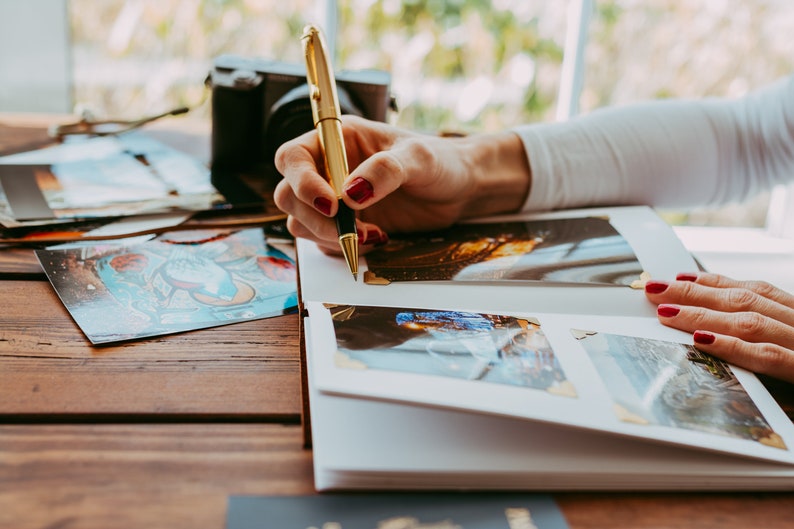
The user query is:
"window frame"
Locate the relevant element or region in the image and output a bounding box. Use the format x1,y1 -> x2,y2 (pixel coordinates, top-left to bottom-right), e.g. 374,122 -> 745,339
553,0 -> 792,238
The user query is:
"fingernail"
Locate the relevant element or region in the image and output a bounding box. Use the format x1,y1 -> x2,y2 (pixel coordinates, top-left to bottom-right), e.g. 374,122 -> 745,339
359,228 -> 389,246
314,197 -> 332,216
677,273 -> 698,282
345,177 -> 374,203
693,330 -> 716,345
645,280 -> 669,294
375,230 -> 389,246
657,304 -> 680,318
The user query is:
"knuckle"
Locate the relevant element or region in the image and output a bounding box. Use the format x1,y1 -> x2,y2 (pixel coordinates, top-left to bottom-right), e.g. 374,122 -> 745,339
676,280 -> 699,299
273,140 -> 297,171
707,273 -> 732,288
273,144 -> 287,171
272,180 -> 293,210
726,287 -> 758,311
746,280 -> 777,299
370,150 -> 404,178
686,308 -> 710,328
285,216 -> 308,239
733,311 -> 768,337
404,138 -> 435,165
390,138 -> 437,177
753,343 -> 789,374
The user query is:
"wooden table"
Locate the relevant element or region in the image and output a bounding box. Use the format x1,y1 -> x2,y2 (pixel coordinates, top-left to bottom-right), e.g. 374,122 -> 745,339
1,118 -> 792,529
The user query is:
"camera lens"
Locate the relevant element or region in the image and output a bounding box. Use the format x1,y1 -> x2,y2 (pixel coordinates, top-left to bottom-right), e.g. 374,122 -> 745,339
265,83 -> 365,166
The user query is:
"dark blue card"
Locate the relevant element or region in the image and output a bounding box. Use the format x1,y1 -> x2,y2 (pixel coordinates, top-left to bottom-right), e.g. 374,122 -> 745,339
227,493 -> 569,529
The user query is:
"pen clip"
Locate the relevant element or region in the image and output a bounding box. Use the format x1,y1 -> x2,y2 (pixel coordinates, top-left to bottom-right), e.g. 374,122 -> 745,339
302,24 -> 341,127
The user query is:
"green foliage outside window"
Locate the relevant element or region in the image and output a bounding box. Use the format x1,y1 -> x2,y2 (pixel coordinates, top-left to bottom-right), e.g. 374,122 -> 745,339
67,0 -> 793,226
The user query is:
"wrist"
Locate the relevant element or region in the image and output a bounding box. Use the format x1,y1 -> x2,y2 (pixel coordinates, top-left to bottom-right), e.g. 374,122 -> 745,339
461,131 -> 531,219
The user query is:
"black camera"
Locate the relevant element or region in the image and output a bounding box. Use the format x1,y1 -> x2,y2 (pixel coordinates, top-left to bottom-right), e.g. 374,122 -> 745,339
209,54 -> 395,204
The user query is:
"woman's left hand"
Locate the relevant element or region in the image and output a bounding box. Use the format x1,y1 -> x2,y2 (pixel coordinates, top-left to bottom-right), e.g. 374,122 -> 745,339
644,272 -> 794,383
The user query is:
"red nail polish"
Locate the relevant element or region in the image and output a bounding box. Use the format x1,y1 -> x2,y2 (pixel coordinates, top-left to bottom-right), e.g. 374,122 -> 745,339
657,304 -> 680,318
645,280 -> 669,294
314,197 -> 332,216
677,273 -> 698,282
693,330 -> 716,345
346,177 -> 374,203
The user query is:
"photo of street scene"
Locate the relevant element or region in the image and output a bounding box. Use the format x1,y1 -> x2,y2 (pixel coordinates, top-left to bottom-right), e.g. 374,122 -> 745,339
573,329 -> 785,448
329,304 -> 574,396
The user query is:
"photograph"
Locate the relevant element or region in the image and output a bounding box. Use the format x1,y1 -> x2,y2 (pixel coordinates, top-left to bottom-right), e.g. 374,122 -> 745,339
330,304 -> 574,396
36,228 -> 298,344
0,133 -> 224,224
573,330 -> 785,448
364,216 -> 644,286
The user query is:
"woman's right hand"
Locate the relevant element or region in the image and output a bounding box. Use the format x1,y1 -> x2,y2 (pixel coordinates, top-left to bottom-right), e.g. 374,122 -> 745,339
274,115 -> 531,255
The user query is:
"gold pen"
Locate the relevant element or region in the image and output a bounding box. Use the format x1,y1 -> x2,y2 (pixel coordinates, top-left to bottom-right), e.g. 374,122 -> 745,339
302,24 -> 359,281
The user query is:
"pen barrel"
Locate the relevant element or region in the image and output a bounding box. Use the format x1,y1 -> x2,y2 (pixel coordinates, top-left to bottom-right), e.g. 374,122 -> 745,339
335,201 -> 357,239
317,118 -> 349,194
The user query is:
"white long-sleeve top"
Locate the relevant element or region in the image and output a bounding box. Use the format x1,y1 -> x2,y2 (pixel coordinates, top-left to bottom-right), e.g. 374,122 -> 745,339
515,75 -> 794,212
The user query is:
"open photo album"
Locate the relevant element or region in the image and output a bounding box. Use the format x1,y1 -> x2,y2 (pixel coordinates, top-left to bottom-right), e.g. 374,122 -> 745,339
297,206 -> 794,491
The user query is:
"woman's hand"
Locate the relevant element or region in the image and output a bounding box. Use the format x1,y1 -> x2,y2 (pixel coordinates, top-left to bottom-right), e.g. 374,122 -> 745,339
274,115 -> 530,255
645,272 -> 794,383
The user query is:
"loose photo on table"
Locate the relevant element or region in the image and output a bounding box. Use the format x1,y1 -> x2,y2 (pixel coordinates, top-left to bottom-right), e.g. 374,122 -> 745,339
36,228 -> 298,344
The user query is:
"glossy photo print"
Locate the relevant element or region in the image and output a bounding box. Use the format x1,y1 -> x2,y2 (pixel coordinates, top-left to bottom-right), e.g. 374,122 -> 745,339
227,493 -> 569,529
364,216 -> 644,286
573,330 -> 786,449
0,133 -> 223,226
330,304 -> 575,396
36,228 -> 298,344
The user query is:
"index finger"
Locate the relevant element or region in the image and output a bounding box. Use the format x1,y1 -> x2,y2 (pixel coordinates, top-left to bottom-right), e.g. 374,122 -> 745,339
646,278 -> 794,327
274,130 -> 340,215
678,272 -> 794,308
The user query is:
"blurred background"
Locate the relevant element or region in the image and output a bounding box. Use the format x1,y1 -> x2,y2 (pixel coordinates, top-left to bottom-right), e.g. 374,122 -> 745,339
1,0 -> 792,228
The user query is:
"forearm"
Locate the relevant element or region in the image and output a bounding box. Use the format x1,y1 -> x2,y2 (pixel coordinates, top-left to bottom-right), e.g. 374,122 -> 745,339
516,75 -> 794,212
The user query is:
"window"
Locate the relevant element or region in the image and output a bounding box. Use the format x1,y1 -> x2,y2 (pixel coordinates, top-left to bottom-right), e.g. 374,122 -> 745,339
574,0 -> 794,230
0,0 -> 71,113
4,0 -> 793,232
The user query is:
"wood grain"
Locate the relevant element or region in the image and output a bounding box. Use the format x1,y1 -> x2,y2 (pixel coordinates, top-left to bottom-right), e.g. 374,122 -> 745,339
556,492 -> 794,529
0,281 -> 302,417
1,424 -> 792,529
0,424 -> 314,529
0,248 -> 43,277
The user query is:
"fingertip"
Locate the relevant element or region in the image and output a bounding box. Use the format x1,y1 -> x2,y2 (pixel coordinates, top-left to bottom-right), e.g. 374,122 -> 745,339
693,330 -> 716,345
345,176 -> 374,204
645,280 -> 669,295
657,304 -> 681,318
313,196 -> 333,216
358,226 -> 389,246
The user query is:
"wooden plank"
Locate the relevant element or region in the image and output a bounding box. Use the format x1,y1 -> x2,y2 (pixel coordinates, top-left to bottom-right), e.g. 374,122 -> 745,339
556,492 -> 794,529
0,281 -> 302,417
0,247 -> 42,277
0,424 -> 792,529
0,424 -> 314,529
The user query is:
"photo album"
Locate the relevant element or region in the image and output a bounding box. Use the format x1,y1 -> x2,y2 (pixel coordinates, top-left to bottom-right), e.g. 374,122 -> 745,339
297,206 -> 794,491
